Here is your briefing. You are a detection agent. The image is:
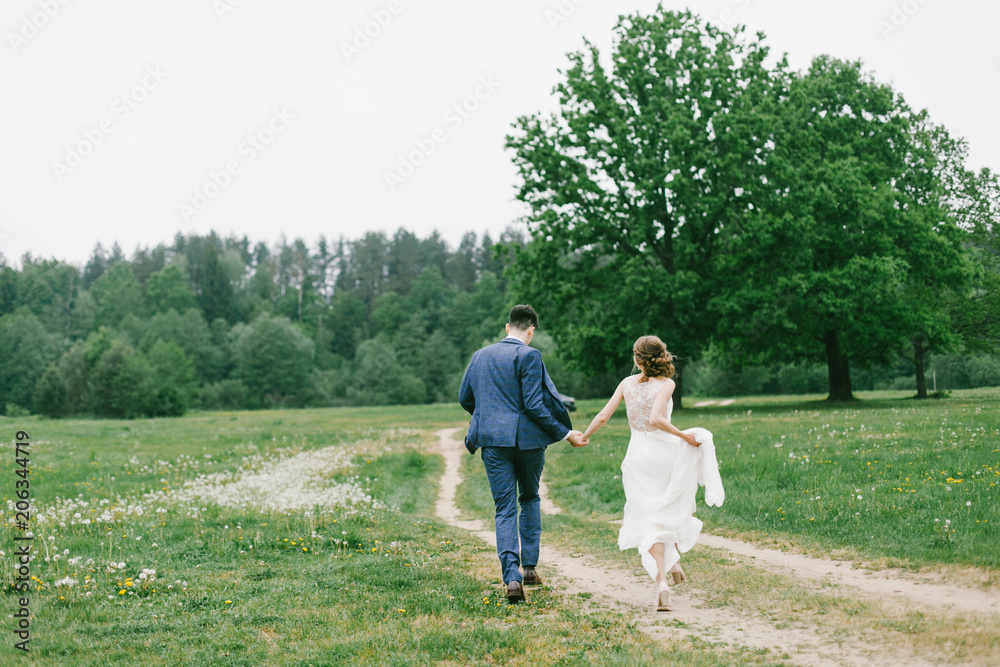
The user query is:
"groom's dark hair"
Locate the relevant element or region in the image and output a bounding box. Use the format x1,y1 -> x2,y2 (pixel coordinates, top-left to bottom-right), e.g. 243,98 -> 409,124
508,304 -> 539,331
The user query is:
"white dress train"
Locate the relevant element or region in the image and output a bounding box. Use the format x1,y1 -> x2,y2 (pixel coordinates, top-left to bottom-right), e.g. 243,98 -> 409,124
618,375 -> 717,581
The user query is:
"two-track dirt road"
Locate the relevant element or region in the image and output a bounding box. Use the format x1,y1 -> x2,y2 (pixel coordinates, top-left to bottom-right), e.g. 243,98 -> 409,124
432,428 -> 999,667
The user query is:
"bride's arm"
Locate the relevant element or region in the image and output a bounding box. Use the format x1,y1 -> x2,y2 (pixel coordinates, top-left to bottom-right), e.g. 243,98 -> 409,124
648,379 -> 700,447
581,379 -> 626,441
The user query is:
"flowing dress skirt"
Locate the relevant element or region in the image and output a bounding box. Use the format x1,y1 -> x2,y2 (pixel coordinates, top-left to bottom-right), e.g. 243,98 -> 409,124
618,428 -> 703,581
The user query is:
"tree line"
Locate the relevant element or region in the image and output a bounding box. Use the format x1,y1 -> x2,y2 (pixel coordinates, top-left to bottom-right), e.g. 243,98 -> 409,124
0,229 -> 538,418
0,219 -> 996,419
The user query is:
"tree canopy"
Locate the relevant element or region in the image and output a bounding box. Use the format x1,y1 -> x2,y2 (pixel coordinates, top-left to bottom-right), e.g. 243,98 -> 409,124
505,6 -> 998,402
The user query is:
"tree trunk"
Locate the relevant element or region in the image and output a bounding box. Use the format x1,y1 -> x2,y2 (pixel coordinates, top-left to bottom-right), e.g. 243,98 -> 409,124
913,336 -> 928,399
824,330 -> 855,401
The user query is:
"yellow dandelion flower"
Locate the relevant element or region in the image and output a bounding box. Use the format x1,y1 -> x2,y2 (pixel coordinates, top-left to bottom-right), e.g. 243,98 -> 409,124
119,590 -> 126,595
225,600 -> 232,604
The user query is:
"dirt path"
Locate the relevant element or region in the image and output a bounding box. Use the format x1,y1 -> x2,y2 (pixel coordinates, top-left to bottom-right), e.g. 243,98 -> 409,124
432,428 -> 938,667
697,533 -> 1000,616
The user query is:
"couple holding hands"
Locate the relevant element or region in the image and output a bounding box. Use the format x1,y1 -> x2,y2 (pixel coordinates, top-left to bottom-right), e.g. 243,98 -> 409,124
459,305 -> 724,611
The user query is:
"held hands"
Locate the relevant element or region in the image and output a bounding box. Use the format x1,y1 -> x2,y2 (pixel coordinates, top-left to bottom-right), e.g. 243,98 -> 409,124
567,430 -> 589,448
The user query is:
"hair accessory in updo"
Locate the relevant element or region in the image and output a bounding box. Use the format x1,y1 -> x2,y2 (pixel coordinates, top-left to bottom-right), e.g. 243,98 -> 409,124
633,335 -> 675,382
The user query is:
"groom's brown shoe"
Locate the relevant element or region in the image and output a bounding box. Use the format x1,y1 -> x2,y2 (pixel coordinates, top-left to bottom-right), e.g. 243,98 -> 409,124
522,567 -> 542,586
506,580 -> 526,603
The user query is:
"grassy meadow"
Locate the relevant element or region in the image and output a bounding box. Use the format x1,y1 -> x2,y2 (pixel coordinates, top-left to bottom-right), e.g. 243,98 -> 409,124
1,388 -> 998,665
1,405 -> 762,666
455,387 -> 1000,665
542,388 -> 1000,576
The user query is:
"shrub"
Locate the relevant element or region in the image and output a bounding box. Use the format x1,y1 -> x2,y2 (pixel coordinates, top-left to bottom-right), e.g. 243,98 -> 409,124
89,339 -> 154,418
147,340 -> 198,414
306,369 -> 350,407
967,355 -> 1000,388
349,338 -> 400,405
151,385 -> 187,417
889,376 -> 916,391
5,402 -> 30,417
200,379 -> 249,411
231,314 -> 314,409
776,363 -> 827,394
392,374 -> 428,405
929,354 -> 970,390
0,309 -> 65,411
34,363 -> 68,418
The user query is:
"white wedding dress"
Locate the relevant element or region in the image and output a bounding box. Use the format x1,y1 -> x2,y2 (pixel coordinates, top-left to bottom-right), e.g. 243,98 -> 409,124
619,375 -> 706,581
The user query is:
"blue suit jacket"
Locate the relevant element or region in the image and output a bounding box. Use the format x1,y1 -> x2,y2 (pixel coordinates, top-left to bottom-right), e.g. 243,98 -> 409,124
458,338 -> 573,454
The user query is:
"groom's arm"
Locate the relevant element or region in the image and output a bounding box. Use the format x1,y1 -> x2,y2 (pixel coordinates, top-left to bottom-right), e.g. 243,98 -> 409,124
519,349 -> 571,442
458,355 -> 476,415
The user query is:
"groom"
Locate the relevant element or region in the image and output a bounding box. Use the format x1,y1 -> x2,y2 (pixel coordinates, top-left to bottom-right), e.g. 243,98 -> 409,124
458,304 -> 587,603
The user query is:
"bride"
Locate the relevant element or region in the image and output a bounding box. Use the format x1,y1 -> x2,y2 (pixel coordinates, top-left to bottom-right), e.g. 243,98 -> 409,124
579,335 -> 707,612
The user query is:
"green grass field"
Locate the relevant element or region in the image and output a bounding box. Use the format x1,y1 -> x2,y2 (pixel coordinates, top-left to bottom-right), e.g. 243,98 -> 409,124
1,388 -> 997,665
1,406 -> 760,666
545,388 -> 1000,574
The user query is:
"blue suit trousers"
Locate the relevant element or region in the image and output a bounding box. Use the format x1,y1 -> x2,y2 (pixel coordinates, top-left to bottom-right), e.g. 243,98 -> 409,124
481,445 -> 545,584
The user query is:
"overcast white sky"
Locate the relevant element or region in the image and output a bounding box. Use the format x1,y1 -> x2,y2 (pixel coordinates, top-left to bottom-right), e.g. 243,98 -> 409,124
1,0 -> 997,269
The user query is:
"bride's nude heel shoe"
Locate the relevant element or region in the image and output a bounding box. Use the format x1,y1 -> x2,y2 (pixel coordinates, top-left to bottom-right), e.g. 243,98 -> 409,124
656,586 -> 672,612
670,564 -> 686,585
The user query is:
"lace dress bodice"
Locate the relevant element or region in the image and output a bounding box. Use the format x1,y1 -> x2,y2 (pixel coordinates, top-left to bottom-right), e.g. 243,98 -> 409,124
623,375 -> 672,432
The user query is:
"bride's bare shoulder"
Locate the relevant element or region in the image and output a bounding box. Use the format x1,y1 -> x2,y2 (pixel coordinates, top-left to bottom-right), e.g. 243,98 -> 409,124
659,376 -> 676,391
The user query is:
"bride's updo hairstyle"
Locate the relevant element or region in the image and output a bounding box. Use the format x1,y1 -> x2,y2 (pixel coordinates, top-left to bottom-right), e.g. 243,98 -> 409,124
633,335 -> 675,382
